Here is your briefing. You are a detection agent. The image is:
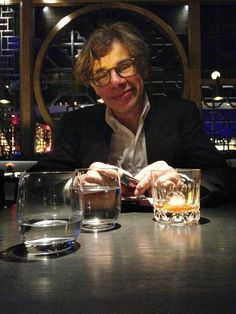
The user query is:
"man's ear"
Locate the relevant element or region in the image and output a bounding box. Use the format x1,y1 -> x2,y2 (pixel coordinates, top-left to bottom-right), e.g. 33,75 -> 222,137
90,83 -> 100,97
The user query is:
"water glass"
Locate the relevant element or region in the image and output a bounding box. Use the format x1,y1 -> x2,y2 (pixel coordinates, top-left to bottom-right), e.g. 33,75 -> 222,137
151,168 -> 201,224
17,171 -> 83,255
72,167 -> 121,232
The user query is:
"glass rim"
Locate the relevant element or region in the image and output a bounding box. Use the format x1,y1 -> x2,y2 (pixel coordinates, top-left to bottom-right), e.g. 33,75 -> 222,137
150,168 -> 201,172
75,166 -> 119,171
19,171 -> 75,175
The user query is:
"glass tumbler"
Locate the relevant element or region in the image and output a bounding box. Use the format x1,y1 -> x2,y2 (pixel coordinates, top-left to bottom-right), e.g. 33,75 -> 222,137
72,167 -> 121,232
151,168 -> 201,224
17,171 -> 83,255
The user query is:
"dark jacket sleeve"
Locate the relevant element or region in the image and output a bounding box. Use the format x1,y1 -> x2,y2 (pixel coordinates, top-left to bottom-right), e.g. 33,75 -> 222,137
31,106 -> 111,171
146,96 -> 235,204
30,113 -> 82,171
175,99 -> 235,203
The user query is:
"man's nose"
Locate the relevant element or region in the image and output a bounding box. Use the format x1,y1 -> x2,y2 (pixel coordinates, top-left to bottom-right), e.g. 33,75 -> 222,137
110,68 -> 126,84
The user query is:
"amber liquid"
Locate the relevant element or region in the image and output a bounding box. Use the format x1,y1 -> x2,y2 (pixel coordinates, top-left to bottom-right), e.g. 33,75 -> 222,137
155,203 -> 199,213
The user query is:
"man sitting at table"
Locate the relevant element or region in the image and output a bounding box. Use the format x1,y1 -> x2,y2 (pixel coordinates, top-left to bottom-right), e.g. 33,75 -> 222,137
35,21 -> 235,204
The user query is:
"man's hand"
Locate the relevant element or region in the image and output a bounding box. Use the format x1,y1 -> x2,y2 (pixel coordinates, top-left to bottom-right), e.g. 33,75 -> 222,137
133,161 -> 176,196
87,161 -> 181,198
85,162 -> 118,185
88,162 -> 136,196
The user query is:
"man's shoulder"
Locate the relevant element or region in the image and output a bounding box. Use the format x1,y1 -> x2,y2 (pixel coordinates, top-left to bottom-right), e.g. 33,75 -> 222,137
149,95 -> 196,108
60,105 -> 106,122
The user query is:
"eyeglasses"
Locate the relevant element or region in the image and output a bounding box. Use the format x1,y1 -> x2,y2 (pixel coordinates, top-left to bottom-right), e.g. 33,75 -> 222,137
90,57 -> 136,87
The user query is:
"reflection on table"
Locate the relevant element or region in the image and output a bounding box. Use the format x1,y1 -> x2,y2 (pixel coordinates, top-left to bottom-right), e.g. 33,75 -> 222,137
0,201 -> 236,313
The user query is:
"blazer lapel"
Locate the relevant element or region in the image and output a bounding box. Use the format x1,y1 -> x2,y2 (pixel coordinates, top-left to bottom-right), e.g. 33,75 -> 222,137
145,97 -> 175,164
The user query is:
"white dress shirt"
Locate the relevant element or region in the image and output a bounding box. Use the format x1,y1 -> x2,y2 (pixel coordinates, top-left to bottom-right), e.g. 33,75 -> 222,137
106,94 -> 150,176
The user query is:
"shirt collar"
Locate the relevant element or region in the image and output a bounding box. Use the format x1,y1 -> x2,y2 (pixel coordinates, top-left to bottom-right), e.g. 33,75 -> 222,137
105,93 -> 150,132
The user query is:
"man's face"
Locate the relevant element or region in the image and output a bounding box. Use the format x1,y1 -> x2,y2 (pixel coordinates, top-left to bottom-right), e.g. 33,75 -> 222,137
91,41 -> 144,116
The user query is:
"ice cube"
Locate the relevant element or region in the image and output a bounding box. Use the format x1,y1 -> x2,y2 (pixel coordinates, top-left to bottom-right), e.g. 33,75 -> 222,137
166,191 -> 186,205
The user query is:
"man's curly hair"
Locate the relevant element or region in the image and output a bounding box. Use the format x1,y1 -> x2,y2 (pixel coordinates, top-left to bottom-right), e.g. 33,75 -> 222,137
74,22 -> 149,85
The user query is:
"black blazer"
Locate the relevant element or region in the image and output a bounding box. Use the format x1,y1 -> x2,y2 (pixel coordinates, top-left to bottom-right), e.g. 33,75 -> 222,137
36,95 -> 235,202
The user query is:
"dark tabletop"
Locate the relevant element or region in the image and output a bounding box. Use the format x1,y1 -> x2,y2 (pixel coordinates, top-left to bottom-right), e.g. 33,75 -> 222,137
0,201 -> 236,314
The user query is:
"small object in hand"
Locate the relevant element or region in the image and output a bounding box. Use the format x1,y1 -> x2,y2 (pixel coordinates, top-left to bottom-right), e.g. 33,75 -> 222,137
120,173 -> 139,189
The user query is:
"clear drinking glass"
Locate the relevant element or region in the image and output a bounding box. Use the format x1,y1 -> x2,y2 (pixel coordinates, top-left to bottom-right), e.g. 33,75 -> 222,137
151,168 -> 201,224
16,171 -> 83,255
72,167 -> 121,232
